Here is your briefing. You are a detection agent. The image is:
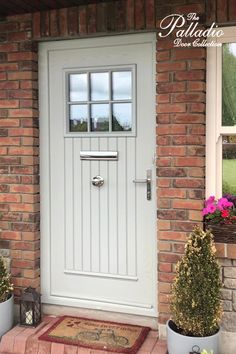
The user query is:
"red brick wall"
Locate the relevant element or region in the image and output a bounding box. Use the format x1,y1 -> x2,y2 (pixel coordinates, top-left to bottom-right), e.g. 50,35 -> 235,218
31,1 -> 156,39
207,0 -> 236,24
0,0 -> 236,324
0,13 -> 39,299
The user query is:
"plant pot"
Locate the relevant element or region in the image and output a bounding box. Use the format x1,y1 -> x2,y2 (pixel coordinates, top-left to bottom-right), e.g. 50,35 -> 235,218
0,294 -> 14,337
166,320 -> 220,354
205,223 -> 236,244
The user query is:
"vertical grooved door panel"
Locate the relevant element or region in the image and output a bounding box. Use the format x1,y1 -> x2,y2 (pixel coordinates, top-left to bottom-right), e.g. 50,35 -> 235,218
90,138 -> 100,273
74,138 -> 83,271
81,138 -> 91,272
127,138 -> 136,276
117,137 -> 128,275
108,137 -> 118,275
65,138 -> 74,270
99,137 -> 109,274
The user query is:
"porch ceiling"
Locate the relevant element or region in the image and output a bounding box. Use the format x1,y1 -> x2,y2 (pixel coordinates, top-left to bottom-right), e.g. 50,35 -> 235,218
0,0 -> 112,16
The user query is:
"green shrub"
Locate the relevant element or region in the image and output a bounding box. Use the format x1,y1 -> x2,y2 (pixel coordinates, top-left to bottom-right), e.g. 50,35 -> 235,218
222,180 -> 236,195
0,256 -> 13,303
171,226 -> 222,337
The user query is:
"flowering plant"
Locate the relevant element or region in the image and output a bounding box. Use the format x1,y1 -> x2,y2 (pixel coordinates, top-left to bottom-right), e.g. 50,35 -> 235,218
202,195 -> 236,224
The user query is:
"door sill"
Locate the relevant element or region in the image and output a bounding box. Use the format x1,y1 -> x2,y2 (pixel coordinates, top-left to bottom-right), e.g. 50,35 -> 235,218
42,303 -> 158,330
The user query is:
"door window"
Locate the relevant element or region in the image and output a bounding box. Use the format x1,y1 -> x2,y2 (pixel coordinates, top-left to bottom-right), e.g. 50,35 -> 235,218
67,68 -> 134,134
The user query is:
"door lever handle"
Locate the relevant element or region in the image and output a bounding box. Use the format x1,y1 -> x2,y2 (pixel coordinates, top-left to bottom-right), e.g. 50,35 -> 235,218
133,179 -> 147,183
133,169 -> 152,200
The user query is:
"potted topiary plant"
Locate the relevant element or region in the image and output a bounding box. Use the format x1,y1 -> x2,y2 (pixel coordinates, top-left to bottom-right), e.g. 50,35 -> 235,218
166,226 -> 222,354
0,256 -> 14,337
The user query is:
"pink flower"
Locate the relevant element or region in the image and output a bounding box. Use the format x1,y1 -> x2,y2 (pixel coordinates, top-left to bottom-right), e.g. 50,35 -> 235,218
217,197 -> 233,210
207,204 -> 217,214
202,204 -> 217,215
205,195 -> 215,207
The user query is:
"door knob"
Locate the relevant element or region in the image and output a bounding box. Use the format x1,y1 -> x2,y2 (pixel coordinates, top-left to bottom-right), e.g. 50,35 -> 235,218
92,175 -> 104,187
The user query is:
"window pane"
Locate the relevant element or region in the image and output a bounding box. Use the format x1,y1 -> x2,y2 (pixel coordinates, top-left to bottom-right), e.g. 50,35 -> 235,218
91,104 -> 109,131
222,43 -> 236,126
69,74 -> 87,102
112,71 -> 132,100
222,135 -> 236,195
70,105 -> 88,132
112,103 -> 132,131
91,73 -> 109,101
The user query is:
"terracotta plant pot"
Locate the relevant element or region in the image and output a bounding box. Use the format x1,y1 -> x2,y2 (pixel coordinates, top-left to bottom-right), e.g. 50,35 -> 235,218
166,320 -> 220,354
0,294 -> 14,337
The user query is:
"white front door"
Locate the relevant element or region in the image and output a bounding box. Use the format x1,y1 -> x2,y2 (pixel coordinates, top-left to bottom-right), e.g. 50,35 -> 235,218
39,33 -> 157,317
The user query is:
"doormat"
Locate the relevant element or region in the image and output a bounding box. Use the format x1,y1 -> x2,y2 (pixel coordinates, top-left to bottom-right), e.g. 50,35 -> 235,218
39,316 -> 150,353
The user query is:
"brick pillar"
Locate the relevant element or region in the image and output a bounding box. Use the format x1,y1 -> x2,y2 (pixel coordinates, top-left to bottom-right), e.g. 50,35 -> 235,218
0,13 -> 39,299
156,1 -> 206,323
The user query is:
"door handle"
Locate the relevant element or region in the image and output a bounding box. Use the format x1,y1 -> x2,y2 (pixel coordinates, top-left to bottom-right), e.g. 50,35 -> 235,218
92,175 -> 104,187
133,169 -> 152,200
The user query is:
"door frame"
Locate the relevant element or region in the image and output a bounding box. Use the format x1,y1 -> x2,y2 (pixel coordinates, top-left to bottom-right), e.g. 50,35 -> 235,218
39,32 -> 157,317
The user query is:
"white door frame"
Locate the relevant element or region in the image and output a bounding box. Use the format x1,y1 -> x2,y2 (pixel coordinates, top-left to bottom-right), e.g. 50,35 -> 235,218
39,33 -> 157,318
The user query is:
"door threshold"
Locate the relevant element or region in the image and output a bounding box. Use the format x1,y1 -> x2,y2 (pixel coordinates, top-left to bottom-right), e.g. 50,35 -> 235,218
42,303 -> 158,330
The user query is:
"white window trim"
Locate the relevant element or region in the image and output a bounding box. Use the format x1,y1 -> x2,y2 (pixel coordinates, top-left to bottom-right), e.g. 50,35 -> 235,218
206,26 -> 236,198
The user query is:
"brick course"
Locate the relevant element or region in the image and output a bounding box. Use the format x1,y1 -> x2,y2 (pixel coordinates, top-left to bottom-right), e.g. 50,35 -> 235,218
0,0 -> 236,331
